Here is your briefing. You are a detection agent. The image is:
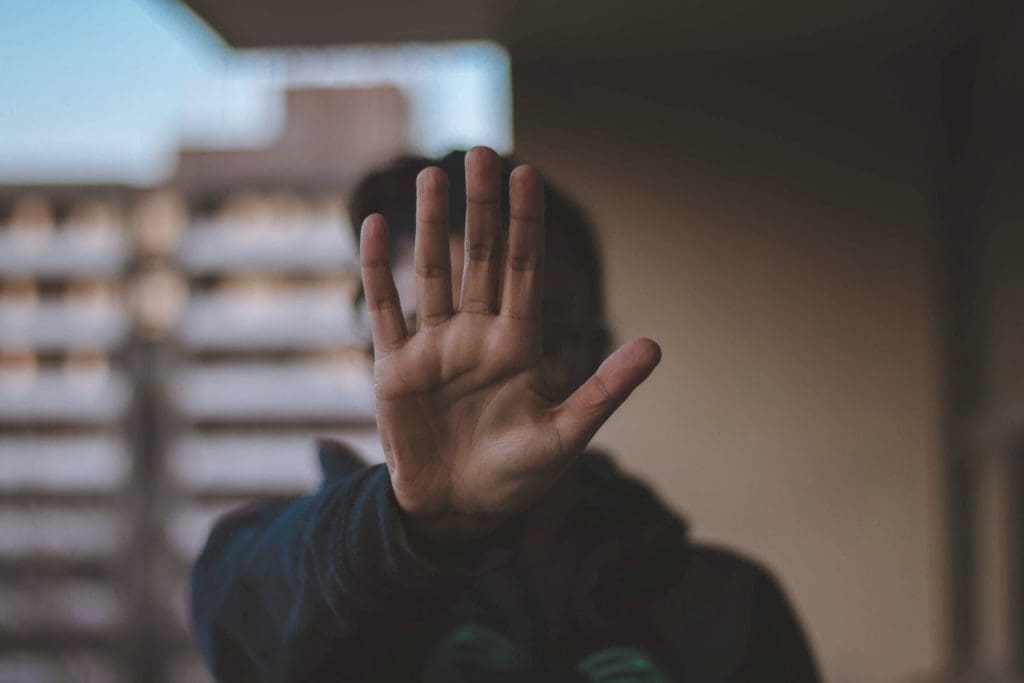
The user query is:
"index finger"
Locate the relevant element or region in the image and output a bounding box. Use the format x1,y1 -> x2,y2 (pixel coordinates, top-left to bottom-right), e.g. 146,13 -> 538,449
360,213 -> 408,352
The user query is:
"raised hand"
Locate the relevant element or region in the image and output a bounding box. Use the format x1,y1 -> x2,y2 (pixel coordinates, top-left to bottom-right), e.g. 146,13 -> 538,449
359,147 -> 661,544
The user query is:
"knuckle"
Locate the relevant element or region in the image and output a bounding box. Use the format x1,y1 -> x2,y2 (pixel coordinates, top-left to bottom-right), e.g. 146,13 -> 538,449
467,243 -> 495,262
416,264 -> 450,279
506,253 -> 536,272
468,195 -> 500,208
460,297 -> 492,314
368,297 -> 398,313
417,311 -> 450,327
418,216 -> 449,229
590,374 -> 615,409
510,211 -> 543,223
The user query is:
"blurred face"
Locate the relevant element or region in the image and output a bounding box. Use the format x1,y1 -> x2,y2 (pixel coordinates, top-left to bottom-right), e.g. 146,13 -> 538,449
383,224 -> 605,401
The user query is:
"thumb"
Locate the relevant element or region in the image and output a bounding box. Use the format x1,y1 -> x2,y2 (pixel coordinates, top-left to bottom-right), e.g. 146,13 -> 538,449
552,337 -> 662,454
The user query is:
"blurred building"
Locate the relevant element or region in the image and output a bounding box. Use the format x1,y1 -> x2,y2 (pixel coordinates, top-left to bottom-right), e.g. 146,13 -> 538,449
0,85 -> 406,683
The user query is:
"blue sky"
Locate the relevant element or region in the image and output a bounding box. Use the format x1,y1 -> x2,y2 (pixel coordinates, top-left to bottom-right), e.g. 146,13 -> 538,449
0,0 -> 511,184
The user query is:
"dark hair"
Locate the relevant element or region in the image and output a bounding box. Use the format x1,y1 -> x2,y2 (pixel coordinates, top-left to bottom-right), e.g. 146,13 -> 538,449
348,150 -> 607,327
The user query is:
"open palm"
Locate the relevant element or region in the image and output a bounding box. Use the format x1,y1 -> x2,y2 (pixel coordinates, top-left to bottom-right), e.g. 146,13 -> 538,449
360,147 -> 661,543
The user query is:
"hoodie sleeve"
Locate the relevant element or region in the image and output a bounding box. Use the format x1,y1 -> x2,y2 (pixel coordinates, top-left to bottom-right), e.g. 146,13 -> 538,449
189,451 -> 519,683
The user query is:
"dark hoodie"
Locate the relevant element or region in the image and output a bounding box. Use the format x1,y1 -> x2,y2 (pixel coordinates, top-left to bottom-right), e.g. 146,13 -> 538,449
190,440 -> 820,682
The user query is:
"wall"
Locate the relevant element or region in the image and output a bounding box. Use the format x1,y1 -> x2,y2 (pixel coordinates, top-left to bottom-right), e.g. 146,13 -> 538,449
512,53 -> 946,682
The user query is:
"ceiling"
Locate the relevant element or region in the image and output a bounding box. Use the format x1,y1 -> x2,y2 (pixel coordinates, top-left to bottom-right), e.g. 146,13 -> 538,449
181,0 -> 965,61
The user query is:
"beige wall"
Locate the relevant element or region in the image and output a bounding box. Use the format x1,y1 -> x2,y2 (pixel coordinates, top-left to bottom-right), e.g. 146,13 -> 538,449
513,58 -> 946,682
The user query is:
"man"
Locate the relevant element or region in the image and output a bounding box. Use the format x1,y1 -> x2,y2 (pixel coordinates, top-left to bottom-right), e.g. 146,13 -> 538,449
191,147 -> 819,682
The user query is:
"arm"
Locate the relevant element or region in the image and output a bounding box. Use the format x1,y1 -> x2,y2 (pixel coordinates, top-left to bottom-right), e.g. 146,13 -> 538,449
190,463 -> 521,682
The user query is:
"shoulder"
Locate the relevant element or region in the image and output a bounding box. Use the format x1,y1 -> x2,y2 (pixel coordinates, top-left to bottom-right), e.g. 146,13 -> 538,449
673,543 -> 787,617
574,452 -> 780,595
572,454 -> 819,678
673,545 -> 820,680
655,542 -> 820,681
684,543 -> 778,587
577,454 -> 798,626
